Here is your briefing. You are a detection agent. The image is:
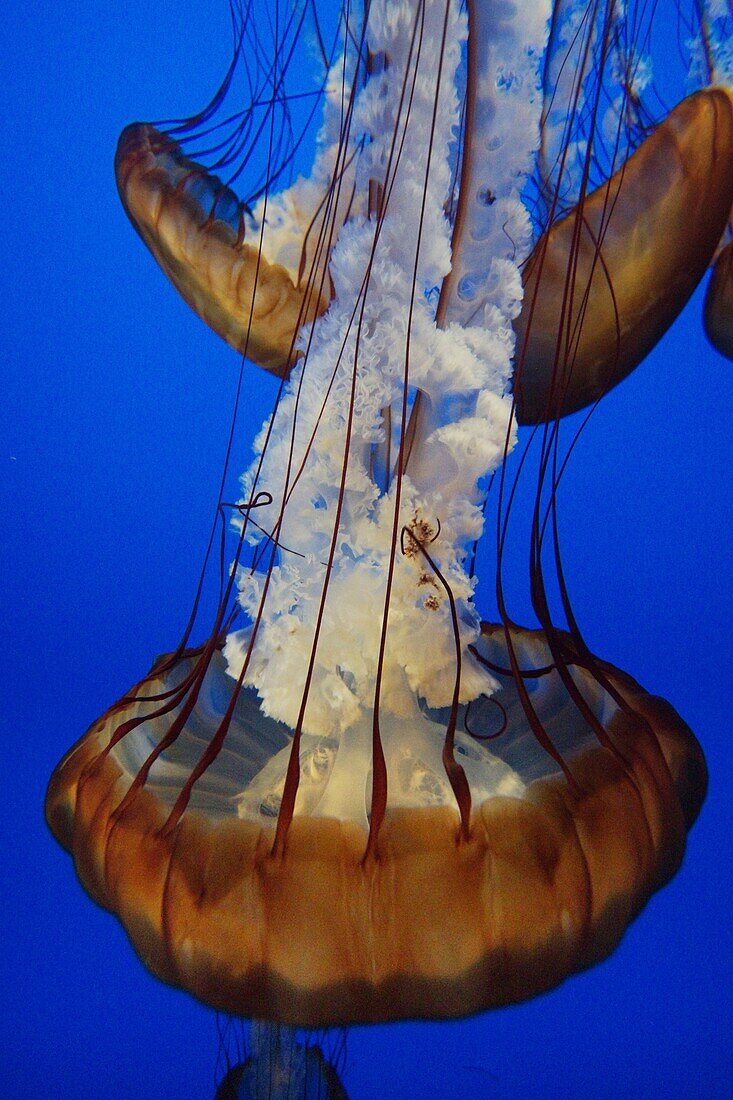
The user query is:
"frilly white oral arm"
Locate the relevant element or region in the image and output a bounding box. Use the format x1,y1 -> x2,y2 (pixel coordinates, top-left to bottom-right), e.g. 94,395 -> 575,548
226,0 -> 551,737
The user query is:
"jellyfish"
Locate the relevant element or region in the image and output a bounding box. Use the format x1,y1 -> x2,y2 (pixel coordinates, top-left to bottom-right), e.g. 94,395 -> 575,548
696,0 -> 733,360
46,0 -> 732,1089
215,1022 -> 347,1100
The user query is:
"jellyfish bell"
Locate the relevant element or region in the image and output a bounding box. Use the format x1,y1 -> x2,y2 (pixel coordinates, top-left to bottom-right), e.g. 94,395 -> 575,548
114,27 -> 364,377
513,88 -> 733,423
48,0 -> 726,1043
215,1022 -> 348,1100
704,239 -> 733,361
45,624 -> 706,1024
115,123 -> 332,375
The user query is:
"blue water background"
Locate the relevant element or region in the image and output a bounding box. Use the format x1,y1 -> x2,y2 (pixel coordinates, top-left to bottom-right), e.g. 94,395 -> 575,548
2,2 -> 732,1096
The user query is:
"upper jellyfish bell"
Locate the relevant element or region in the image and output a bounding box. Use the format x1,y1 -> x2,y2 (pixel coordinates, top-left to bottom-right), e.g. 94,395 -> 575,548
513,88 -> 733,423
704,239 -> 733,360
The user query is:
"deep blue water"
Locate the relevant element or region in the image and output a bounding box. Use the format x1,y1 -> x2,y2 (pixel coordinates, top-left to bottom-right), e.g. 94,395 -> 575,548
2,2 -> 732,1097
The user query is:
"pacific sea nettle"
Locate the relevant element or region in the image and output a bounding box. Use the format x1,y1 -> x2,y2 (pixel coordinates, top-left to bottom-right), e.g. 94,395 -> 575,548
47,0 -> 733,1028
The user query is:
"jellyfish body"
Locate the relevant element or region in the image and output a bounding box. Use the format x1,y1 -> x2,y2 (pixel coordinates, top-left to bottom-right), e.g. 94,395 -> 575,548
215,1023 -> 347,1100
115,124 -> 332,375
46,622 -> 705,1023
48,0 -> 727,1033
704,240 -> 733,360
514,89 -> 733,422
